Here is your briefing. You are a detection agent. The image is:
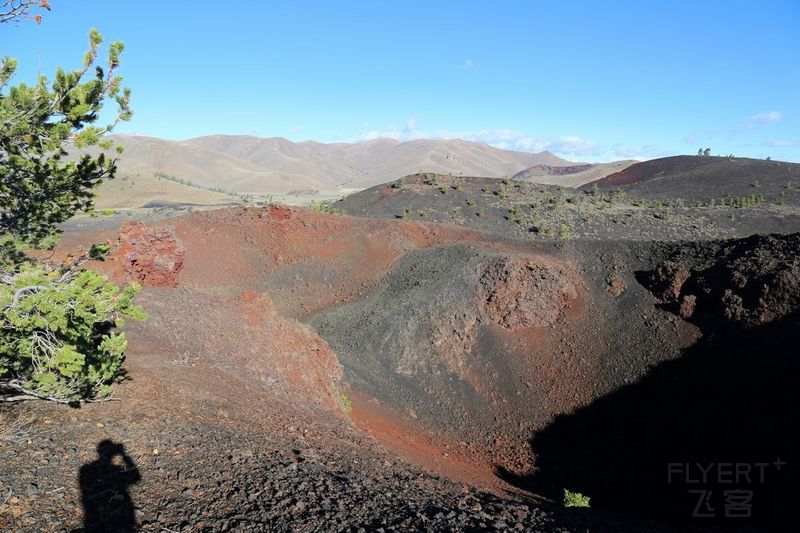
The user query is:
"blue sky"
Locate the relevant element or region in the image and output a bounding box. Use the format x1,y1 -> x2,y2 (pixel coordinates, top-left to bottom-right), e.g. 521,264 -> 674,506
3,0 -> 798,162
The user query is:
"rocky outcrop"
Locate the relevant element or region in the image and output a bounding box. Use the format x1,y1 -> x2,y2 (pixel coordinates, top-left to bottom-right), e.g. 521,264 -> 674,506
645,233 -> 800,328
478,257 -> 578,329
115,221 -> 186,287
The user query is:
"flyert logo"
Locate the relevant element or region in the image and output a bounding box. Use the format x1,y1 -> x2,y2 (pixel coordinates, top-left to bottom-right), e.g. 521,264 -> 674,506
667,459 -> 787,519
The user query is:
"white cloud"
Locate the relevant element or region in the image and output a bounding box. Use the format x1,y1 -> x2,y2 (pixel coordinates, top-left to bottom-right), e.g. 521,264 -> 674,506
685,111 -> 785,145
352,122 -> 604,158
611,144 -> 661,160
746,111 -> 782,131
749,111 -> 782,124
357,118 -> 421,142
763,139 -> 798,147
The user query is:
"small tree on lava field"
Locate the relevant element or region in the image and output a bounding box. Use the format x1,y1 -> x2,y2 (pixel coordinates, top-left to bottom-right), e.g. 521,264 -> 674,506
1,16 -> 145,403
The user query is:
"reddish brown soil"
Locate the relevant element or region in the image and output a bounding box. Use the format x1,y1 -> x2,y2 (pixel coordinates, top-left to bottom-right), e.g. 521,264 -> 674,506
10,205 -> 794,529
85,209 -> 674,473
346,389 -> 510,495
56,207 -> 604,476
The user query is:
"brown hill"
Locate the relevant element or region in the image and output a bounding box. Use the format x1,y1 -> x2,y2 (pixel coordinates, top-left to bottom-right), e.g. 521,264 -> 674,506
92,171 -> 239,209
104,134 -> 573,194
513,160 -> 637,186
584,155 -> 800,200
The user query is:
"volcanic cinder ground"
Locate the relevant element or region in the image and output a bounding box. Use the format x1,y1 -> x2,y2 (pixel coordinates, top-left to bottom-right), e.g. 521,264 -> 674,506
2,156 -> 799,532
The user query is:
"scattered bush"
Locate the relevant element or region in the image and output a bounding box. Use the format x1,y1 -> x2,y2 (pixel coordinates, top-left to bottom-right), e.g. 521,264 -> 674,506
340,393 -> 352,414
559,223 -> 573,241
507,204 -> 523,223
563,489 -> 590,508
423,173 -> 439,187
498,183 -> 509,200
309,200 -> 345,215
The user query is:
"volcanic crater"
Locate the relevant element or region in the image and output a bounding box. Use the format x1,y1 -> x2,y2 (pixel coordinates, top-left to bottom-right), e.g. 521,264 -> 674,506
3,174 -> 799,531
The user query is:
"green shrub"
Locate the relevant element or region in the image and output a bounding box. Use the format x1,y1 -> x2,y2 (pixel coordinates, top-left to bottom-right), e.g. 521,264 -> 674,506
498,183 -> 509,200
309,200 -> 344,215
423,173 -> 439,187
0,264 -> 146,403
340,393 -> 352,414
563,489 -> 590,508
508,204 -> 522,220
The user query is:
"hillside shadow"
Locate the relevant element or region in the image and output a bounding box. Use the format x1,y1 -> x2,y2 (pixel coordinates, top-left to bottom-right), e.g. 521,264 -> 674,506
78,440 -> 142,532
498,312 -> 799,529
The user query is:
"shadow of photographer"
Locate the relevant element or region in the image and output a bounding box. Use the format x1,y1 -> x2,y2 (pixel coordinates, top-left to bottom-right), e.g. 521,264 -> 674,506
78,439 -> 141,532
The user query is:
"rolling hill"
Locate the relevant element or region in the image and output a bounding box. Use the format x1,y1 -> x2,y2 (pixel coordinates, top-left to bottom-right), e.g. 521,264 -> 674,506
102,134 -> 577,194
92,171 -> 239,209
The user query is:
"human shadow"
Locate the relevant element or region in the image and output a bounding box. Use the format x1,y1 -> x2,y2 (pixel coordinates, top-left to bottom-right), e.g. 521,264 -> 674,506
78,440 -> 142,532
497,311 -> 799,530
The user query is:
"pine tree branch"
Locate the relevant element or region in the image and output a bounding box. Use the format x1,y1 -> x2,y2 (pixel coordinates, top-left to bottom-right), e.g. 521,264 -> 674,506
0,0 -> 49,24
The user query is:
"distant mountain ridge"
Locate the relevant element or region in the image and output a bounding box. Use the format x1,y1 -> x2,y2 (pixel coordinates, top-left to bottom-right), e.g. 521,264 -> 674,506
105,134 -> 578,193
512,160 -> 637,187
